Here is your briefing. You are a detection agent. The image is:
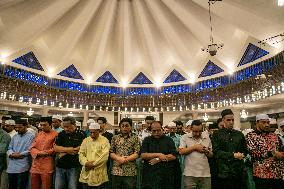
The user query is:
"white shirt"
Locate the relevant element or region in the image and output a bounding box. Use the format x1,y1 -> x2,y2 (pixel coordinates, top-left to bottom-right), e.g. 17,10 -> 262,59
9,130 -> 17,138
139,129 -> 151,142
179,133 -> 211,177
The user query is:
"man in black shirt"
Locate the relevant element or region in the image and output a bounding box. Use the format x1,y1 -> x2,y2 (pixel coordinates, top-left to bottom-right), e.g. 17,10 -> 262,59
54,116 -> 85,189
212,109 -> 247,189
97,117 -> 113,143
141,121 -> 177,189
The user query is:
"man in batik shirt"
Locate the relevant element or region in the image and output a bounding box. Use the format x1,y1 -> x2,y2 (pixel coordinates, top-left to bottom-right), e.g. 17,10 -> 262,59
110,118 -> 140,189
246,114 -> 284,189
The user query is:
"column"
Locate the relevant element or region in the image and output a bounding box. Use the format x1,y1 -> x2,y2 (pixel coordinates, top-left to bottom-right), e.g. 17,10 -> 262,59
41,107 -> 49,116
83,111 -> 89,128
163,112 -> 184,125
232,109 -> 241,130
192,112 -> 198,120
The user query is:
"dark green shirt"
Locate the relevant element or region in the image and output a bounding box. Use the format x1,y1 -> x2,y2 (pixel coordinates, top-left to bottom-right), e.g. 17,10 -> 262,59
212,128 -> 247,178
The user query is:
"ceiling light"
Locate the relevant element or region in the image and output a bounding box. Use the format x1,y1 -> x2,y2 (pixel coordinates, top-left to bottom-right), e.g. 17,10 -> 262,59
203,113 -> 209,121
27,108 -> 34,116
202,1 -> 224,56
240,109 -> 248,119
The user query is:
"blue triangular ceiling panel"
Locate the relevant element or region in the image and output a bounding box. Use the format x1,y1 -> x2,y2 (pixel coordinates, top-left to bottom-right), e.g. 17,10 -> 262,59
96,71 -> 118,83
12,52 -> 44,71
130,72 -> 153,84
238,43 -> 269,67
199,61 -> 224,78
58,64 -> 84,80
164,69 -> 186,83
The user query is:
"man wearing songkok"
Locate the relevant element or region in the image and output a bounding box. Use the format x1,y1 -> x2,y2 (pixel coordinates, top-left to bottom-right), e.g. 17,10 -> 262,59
246,114 -> 284,189
7,119 -> 35,189
110,118 -> 140,189
179,120 -> 213,189
211,109 -> 247,189
30,116 -> 58,189
97,117 -> 113,144
79,122 -> 110,188
0,120 -> 10,187
54,116 -> 86,189
52,115 -> 63,133
176,121 -> 186,136
207,123 -> 219,189
140,116 -> 155,141
141,121 -> 177,189
3,119 -> 17,138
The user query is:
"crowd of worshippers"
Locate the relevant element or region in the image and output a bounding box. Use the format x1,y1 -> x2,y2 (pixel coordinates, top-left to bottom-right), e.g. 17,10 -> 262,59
0,109 -> 284,189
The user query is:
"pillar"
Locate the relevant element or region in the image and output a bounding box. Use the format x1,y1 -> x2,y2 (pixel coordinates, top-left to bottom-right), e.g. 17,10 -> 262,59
163,112 -> 183,125
232,109 -> 241,130
192,112 -> 198,120
83,111 -> 89,128
41,107 -> 49,116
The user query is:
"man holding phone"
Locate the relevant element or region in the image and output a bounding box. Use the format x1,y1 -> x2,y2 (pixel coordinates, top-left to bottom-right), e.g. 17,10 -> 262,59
179,120 -> 213,189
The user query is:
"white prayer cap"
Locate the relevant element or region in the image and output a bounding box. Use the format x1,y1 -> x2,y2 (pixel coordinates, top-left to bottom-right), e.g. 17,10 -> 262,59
256,114 -> 269,121
6,119 -> 15,125
76,121 -> 81,127
168,122 -> 176,128
87,119 -> 95,124
52,115 -> 62,121
89,122 -> 100,130
186,120 -> 193,126
279,120 -> 284,127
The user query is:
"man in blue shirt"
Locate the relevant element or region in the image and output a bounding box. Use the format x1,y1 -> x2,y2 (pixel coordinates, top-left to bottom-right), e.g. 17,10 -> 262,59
7,119 -> 35,189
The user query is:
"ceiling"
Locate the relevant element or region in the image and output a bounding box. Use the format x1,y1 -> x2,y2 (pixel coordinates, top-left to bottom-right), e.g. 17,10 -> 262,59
0,0 -> 284,87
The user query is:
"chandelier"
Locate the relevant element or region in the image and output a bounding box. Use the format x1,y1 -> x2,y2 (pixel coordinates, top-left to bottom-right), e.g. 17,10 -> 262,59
203,113 -> 209,121
202,0 -> 224,56
27,108 -> 34,116
67,112 -> 74,117
240,109 -> 248,119
278,0 -> 284,6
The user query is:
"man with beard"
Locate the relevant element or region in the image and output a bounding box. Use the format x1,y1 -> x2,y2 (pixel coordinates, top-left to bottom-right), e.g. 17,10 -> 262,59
246,114 -> 284,189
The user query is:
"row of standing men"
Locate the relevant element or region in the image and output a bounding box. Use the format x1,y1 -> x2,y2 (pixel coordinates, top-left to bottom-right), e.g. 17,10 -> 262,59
0,109 -> 284,189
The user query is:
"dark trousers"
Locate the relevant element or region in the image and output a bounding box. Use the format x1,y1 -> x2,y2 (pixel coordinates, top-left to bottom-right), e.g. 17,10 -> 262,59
218,177 -> 247,189
82,183 -> 106,189
8,171 -> 29,189
254,177 -> 283,189
112,175 -> 136,189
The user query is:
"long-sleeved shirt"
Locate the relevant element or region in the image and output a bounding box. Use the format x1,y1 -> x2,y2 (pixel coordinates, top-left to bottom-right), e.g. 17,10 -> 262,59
246,130 -> 284,179
0,128 -> 11,170
211,128 -> 247,178
30,130 -> 58,174
79,135 -> 110,187
0,128 -> 10,154
110,133 -> 140,176
6,131 -> 35,173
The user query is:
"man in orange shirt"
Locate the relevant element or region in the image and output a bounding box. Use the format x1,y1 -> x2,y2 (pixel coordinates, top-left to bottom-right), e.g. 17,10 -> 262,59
30,117 -> 58,189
